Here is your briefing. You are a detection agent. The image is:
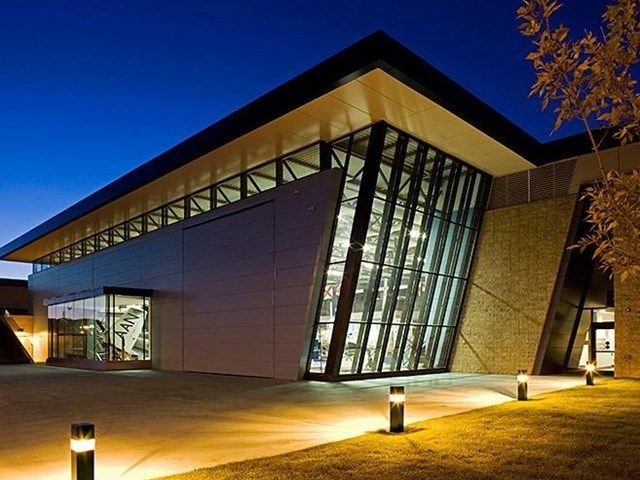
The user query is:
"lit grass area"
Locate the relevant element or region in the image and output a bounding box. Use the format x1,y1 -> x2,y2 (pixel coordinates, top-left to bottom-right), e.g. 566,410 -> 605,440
159,378 -> 640,480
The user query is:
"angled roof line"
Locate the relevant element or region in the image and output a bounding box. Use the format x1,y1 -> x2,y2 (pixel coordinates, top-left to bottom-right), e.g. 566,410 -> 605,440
0,30 -> 613,261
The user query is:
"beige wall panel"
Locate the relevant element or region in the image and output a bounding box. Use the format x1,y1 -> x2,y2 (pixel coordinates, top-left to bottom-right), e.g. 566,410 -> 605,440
451,195 -> 578,374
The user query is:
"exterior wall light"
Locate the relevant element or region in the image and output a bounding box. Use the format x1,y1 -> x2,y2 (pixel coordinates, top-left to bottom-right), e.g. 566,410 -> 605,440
389,385 -> 405,433
585,362 -> 596,386
516,370 -> 529,401
71,423 -> 95,480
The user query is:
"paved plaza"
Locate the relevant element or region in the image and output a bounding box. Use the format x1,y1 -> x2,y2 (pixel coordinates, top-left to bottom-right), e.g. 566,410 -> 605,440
0,365 -> 583,479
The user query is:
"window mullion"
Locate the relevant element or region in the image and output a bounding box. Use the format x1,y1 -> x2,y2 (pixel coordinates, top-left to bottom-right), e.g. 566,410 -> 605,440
323,122 -> 387,378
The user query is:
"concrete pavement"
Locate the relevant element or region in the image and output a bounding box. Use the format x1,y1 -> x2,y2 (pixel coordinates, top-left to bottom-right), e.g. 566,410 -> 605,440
0,365 -> 583,479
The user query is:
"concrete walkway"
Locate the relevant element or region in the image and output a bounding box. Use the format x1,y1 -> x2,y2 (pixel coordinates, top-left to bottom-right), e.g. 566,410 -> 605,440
0,365 -> 583,480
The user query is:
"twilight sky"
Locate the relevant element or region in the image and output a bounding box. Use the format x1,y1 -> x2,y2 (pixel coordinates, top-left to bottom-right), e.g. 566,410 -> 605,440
0,0 -> 605,278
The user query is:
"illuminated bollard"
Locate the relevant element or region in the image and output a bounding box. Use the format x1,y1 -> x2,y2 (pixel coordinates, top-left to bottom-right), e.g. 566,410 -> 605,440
585,362 -> 596,386
71,423 -> 95,480
389,386 -> 405,433
516,370 -> 529,401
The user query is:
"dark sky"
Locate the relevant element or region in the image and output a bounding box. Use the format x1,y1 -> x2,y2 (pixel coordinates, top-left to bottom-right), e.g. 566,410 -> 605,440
0,0 -> 606,278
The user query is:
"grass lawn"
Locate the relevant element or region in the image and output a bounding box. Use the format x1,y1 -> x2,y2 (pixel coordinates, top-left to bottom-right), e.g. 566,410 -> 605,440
158,378 -> 640,480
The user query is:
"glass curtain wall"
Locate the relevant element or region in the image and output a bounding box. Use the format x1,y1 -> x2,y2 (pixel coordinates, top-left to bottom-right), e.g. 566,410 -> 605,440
308,123 -> 491,377
309,127 -> 372,373
48,293 -> 151,362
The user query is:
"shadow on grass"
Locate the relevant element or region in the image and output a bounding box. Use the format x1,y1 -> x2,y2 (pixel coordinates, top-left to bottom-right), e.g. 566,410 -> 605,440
374,426 -> 426,435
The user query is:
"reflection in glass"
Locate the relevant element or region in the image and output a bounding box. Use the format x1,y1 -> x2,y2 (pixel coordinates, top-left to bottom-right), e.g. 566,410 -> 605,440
48,293 -> 151,363
308,124 -> 490,377
308,127 -> 373,372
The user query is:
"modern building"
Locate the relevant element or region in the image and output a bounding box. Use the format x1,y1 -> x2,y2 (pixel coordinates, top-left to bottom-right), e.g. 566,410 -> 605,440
0,32 -> 637,380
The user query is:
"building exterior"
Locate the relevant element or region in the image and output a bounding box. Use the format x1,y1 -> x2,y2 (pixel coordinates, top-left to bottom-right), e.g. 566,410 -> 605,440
0,32 -> 637,380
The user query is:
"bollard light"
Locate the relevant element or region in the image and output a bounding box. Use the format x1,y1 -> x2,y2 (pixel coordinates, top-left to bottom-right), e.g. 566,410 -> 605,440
389,385 -> 405,433
516,370 -> 529,401
71,423 -> 95,480
585,362 -> 596,386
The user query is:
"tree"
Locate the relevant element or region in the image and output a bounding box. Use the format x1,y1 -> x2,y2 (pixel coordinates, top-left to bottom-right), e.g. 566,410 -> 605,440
517,0 -> 640,282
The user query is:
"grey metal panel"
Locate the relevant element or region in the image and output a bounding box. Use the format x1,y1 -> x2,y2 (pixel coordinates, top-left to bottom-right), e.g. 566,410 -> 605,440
182,202 -> 276,377
488,158 -> 578,210
28,169 -> 342,379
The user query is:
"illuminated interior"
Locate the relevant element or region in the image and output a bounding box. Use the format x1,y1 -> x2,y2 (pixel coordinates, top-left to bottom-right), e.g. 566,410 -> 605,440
578,308 -> 615,371
47,291 -> 151,364
307,123 -> 490,378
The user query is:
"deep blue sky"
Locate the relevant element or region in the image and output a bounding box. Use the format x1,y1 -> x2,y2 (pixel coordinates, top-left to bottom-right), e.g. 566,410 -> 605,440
0,0 -> 605,278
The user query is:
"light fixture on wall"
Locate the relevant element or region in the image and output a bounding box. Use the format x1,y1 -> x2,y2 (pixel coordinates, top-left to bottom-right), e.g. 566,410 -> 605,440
389,386 -> 405,433
516,370 -> 529,401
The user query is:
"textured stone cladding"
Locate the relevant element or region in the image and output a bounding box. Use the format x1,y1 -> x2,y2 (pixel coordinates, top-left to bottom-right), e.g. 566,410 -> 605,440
615,273 -> 640,378
450,195 -> 578,374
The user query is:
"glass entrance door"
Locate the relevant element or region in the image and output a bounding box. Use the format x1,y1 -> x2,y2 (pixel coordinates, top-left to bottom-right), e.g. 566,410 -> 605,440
578,308 -> 615,372
590,321 -> 615,371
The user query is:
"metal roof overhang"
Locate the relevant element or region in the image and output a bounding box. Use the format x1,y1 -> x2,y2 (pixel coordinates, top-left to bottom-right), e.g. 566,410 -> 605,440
1,31 -> 543,263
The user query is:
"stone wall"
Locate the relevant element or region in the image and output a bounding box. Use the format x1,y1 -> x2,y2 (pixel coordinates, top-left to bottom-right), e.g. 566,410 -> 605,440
450,195 -> 578,374
614,274 -> 640,378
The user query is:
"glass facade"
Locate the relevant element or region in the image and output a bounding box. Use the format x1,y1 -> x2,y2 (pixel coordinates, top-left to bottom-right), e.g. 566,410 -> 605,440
35,120 -> 489,379
48,292 -> 151,362
308,123 -> 491,378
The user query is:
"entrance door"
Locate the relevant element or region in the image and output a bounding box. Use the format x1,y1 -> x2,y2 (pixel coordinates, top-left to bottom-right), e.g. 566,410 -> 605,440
590,321 -> 615,371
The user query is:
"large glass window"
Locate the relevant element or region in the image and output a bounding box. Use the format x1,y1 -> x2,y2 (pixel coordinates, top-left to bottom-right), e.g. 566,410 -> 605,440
308,128 -> 373,373
307,124 -> 491,378
48,291 -> 151,363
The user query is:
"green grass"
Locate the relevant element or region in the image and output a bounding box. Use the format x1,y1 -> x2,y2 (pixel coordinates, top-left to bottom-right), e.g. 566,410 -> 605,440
158,378 -> 640,480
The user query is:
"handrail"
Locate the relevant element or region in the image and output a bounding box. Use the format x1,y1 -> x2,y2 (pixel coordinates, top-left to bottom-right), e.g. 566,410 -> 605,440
0,310 -> 33,362
3,309 -> 23,332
